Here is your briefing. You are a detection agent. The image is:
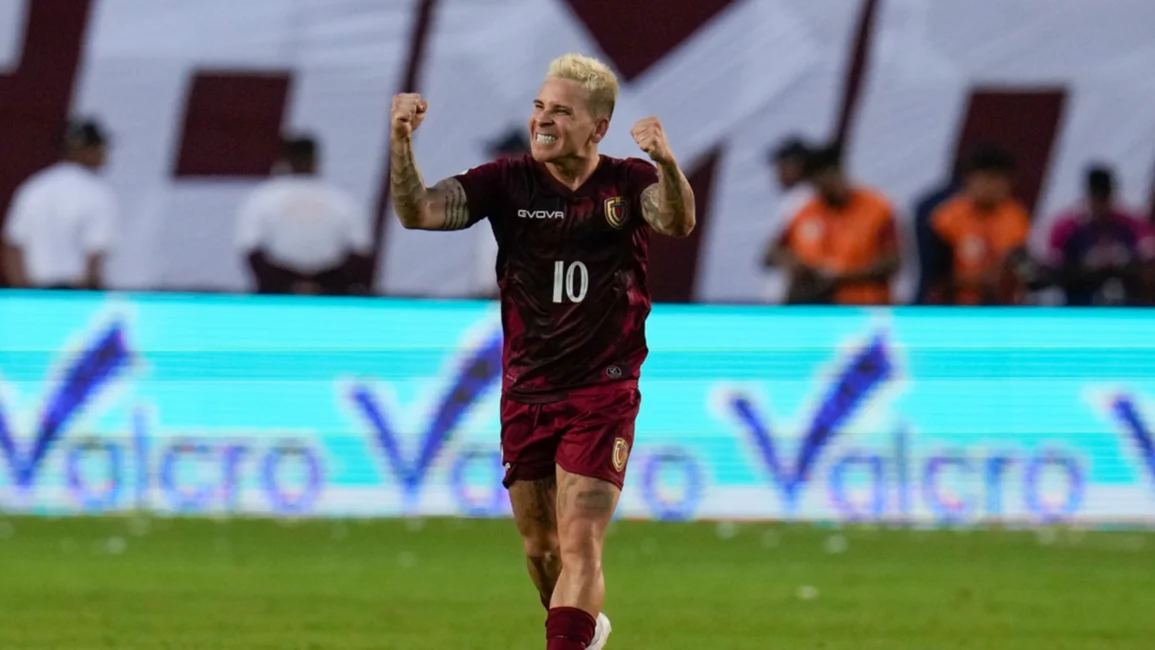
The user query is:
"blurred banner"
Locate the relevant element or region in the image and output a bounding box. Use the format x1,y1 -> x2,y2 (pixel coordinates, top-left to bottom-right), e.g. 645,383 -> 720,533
2,290 -> 1154,524
3,0 -> 1155,301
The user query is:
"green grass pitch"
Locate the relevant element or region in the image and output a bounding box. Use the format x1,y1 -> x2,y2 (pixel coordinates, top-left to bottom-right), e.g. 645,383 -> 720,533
0,516 -> 1153,649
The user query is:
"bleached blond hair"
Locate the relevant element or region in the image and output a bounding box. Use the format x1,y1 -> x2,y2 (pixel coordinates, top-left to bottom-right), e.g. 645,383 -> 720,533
546,53 -> 619,119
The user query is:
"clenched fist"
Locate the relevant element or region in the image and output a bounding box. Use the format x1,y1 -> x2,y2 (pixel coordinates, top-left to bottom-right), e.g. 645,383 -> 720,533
631,116 -> 674,165
391,93 -> 428,139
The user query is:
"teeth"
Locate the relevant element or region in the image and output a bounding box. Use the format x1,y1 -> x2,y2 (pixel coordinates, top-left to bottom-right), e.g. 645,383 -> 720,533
535,134 -> 556,144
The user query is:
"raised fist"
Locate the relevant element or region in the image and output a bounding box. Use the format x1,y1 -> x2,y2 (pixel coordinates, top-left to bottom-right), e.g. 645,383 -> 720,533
630,116 -> 673,165
391,93 -> 428,138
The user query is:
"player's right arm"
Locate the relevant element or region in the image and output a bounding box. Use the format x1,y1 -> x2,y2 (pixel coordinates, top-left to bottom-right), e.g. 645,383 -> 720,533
389,93 -> 473,231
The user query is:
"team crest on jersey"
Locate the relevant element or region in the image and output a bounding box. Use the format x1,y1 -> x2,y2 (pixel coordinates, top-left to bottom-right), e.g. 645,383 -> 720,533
604,196 -> 628,229
612,437 -> 630,472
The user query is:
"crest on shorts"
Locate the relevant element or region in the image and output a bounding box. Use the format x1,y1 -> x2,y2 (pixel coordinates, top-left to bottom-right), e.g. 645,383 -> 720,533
604,196 -> 628,229
612,437 -> 630,472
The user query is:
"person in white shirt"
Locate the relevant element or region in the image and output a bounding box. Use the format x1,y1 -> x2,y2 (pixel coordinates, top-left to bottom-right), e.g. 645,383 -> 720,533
235,135 -> 373,295
760,137 -> 814,303
2,118 -> 117,290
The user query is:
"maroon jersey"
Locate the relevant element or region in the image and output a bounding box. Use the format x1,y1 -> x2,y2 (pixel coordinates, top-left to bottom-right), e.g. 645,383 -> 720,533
454,154 -> 659,401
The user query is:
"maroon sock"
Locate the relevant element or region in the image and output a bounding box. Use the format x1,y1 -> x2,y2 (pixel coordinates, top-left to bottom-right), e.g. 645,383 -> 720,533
545,607 -> 596,650
540,593 -> 552,611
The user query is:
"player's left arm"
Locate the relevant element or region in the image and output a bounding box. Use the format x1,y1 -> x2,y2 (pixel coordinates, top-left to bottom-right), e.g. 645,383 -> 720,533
631,117 -> 695,238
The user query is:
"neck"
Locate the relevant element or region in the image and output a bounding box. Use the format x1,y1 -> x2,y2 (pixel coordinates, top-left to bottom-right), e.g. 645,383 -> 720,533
545,153 -> 599,191
63,157 -> 98,172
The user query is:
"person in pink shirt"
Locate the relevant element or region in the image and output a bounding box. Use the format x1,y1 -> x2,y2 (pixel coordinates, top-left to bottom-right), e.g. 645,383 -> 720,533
1046,166 -> 1155,306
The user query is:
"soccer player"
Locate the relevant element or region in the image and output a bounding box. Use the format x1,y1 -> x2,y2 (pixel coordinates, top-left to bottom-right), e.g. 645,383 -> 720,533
389,53 -> 695,650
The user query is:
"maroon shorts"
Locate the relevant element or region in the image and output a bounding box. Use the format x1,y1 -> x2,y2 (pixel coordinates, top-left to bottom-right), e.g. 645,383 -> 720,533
500,383 -> 641,490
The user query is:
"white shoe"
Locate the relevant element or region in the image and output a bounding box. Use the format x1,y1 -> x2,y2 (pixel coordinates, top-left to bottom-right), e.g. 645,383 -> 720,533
587,612 -> 612,649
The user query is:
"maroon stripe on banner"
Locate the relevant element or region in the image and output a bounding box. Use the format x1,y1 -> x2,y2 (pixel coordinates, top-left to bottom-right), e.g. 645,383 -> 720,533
648,149 -> 723,303
370,0 -> 440,288
951,89 -> 1067,215
562,0 -> 736,82
172,72 -> 292,178
0,0 -> 93,287
834,0 -> 880,145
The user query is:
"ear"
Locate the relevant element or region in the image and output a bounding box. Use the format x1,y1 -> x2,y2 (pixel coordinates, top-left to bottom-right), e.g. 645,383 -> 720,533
591,116 -> 611,144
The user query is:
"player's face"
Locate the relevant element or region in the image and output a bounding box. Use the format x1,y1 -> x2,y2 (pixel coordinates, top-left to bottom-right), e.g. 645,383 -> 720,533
966,171 -> 1011,210
529,78 -> 608,163
775,158 -> 805,189
77,144 -> 108,170
812,168 -> 848,205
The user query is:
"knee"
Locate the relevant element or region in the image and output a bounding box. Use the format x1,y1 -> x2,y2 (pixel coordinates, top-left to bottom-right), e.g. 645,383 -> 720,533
522,529 -> 559,562
558,524 -> 603,569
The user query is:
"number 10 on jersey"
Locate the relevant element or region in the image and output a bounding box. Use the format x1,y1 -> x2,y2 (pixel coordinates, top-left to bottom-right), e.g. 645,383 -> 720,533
553,261 -> 589,303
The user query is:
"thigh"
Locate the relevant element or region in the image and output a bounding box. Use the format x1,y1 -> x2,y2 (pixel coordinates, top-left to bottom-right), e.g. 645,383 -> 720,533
500,397 -> 558,488
554,386 -> 641,490
508,476 -> 558,542
555,466 -> 621,541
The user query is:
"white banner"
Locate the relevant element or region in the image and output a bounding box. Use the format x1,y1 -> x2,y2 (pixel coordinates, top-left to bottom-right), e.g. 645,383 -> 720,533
2,0 -> 1153,301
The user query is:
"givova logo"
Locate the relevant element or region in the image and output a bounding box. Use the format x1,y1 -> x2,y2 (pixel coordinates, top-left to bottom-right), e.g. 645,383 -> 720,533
723,334 -> 1087,523
0,318 -> 327,514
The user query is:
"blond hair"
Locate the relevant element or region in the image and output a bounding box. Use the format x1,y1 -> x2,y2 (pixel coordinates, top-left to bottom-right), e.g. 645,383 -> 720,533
546,53 -> 619,118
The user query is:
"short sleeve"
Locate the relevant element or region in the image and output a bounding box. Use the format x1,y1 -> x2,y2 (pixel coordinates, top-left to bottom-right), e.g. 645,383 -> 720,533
1008,205 -> 1031,246
453,159 -> 508,226
234,188 -> 269,253
777,199 -> 813,251
1045,215 -> 1076,268
82,186 -> 117,254
3,184 -> 34,245
877,204 -> 899,253
624,158 -> 659,199
341,193 -> 373,254
1132,218 -> 1155,261
930,203 -> 957,244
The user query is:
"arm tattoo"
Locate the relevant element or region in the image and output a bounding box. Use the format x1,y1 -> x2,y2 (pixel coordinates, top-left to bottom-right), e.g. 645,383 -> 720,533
389,137 -> 474,230
640,164 -> 694,237
574,488 -> 616,515
432,178 -> 471,231
389,137 -> 427,228
641,184 -> 663,231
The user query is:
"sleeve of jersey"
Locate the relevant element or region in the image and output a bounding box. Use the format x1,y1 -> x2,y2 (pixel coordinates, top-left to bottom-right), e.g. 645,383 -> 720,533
878,208 -> 899,252
1045,217 -> 1074,268
2,187 -> 32,244
1010,207 -> 1032,245
929,205 -> 956,244
627,159 -> 659,196
83,189 -> 118,254
452,160 -> 507,227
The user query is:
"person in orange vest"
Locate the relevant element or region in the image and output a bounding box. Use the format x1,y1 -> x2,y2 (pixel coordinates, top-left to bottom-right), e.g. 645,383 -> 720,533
767,144 -> 900,305
928,147 -> 1033,306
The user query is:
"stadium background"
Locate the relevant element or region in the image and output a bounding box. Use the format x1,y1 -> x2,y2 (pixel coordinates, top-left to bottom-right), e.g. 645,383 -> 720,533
3,2 -> 1155,649
4,0 -> 1155,301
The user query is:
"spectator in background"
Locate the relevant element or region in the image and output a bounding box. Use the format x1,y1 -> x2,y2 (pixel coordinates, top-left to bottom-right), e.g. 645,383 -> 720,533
912,161 -> 962,304
767,144 -> 900,305
1045,166 -> 1154,306
760,136 -> 813,303
2,118 -> 117,290
235,135 -> 372,296
929,147 -> 1032,305
472,129 -> 530,298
